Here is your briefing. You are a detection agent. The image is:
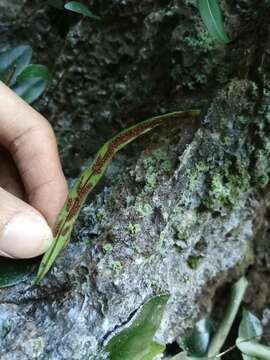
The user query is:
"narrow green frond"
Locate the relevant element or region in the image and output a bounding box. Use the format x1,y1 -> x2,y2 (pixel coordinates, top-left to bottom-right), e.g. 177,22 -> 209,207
34,109 -> 200,284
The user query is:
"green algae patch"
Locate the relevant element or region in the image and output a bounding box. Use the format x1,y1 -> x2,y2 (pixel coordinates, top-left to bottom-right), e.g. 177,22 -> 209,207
135,202 -> 153,217
142,149 -> 173,193
187,255 -> 202,270
202,161 -> 251,212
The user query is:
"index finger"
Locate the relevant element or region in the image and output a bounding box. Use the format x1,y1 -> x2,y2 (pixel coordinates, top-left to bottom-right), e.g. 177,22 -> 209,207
0,82 -> 68,226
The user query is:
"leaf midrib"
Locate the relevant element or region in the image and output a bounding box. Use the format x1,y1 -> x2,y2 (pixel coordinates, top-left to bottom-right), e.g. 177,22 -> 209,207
206,0 -> 225,41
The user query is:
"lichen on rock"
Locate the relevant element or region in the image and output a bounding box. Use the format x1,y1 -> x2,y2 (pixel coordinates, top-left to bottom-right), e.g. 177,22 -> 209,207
1,0 -> 270,359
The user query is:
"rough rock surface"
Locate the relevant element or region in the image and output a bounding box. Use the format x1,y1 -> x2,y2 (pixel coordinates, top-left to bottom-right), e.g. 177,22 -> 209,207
1,1 -> 270,359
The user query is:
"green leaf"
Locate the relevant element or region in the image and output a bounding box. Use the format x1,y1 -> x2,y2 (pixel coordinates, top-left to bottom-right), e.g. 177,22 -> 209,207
207,277 -> 248,357
236,339 -> 270,360
64,1 -> 101,20
16,64 -> 52,83
197,0 -> 230,44
239,309 -> 262,340
12,78 -> 47,104
34,109 -> 200,284
12,64 -> 52,104
104,294 -> 169,360
181,318 -> 213,357
238,309 -> 263,360
0,257 -> 37,288
0,45 -> 32,85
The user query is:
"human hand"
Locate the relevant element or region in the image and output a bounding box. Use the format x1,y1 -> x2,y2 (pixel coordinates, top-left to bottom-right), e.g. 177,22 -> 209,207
0,82 -> 68,258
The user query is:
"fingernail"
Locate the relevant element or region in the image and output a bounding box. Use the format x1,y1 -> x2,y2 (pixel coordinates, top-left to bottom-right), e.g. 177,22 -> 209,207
0,212 -> 53,259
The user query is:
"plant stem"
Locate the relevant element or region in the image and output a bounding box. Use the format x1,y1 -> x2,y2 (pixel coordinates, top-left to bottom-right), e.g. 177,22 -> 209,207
207,277 -> 248,358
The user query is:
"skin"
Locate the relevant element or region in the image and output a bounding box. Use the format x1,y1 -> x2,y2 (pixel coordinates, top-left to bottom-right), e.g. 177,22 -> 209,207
0,81 -> 68,258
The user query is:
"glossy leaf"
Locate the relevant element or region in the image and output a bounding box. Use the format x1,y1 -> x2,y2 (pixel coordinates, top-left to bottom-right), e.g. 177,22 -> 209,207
0,257 -> 37,288
197,0 -> 230,44
105,295 -> 168,360
12,77 -> 48,104
16,64 -> 52,83
238,309 -> 263,360
181,318 -> 213,357
0,45 -> 32,85
12,64 -> 52,103
207,277 -> 248,357
34,109 -> 200,283
64,1 -> 101,20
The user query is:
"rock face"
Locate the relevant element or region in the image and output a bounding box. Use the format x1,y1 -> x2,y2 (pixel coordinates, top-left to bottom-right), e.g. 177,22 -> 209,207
1,1 -> 270,359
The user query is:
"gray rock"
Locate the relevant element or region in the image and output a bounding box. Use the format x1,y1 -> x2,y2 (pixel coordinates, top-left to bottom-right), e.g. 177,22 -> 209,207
0,0 -> 23,22
1,1 -> 270,359
1,79 -> 269,359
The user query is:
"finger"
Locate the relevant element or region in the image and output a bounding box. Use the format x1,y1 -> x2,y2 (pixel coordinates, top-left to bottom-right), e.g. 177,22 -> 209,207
0,187 -> 52,258
0,82 -> 68,226
0,147 -> 25,199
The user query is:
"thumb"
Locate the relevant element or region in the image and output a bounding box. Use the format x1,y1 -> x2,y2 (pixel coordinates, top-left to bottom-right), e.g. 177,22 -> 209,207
0,187 -> 53,259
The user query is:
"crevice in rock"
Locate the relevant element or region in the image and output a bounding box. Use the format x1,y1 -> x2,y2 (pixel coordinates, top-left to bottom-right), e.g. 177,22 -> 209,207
100,304 -> 140,345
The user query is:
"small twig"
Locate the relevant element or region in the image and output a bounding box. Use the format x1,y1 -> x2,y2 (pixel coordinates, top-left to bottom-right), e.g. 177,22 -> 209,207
215,344 -> 236,357
176,331 -> 270,359
210,331 -> 270,358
